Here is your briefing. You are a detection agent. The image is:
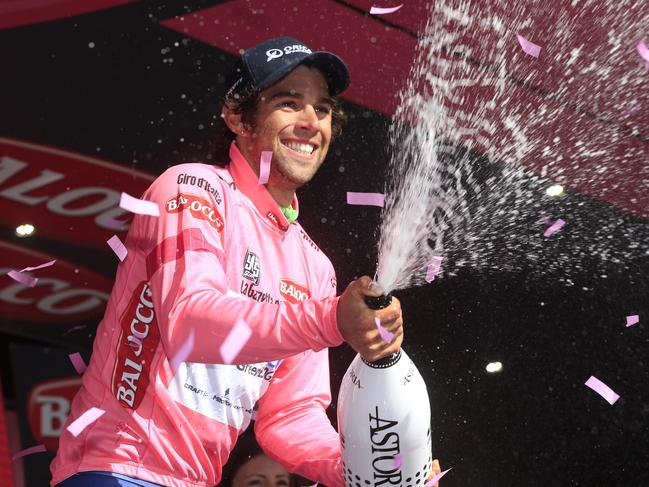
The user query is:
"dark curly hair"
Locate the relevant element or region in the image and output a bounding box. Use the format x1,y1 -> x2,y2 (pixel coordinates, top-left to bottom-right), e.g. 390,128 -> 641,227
217,429 -> 298,487
222,60 -> 348,141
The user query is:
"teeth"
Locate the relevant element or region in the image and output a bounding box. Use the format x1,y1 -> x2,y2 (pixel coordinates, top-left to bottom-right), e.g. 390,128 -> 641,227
283,141 -> 314,154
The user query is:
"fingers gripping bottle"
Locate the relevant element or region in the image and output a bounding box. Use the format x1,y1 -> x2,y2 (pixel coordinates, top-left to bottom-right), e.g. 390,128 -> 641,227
337,294 -> 433,487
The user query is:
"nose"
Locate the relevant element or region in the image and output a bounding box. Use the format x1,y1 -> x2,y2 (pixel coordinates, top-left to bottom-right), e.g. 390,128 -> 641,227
295,104 -> 319,132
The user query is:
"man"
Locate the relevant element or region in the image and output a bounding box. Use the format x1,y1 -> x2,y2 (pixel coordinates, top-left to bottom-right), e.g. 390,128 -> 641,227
50,36 -> 403,487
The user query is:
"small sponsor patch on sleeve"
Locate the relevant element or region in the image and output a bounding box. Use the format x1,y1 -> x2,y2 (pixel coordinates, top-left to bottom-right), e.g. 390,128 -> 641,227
279,278 -> 311,303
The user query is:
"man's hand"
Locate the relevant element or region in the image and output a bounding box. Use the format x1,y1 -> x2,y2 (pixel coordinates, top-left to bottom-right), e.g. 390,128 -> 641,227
336,276 -> 403,361
427,459 -> 442,486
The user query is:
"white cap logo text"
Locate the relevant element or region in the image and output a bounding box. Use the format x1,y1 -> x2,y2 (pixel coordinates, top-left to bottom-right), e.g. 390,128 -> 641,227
266,44 -> 312,62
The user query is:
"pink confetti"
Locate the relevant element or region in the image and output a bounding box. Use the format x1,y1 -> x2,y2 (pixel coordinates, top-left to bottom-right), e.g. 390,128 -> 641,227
516,34 -> 541,58
66,407 -> 105,437
639,40 -> 649,60
62,325 -> 86,336
7,270 -> 38,288
170,330 -> 195,374
220,319 -> 252,364
259,151 -> 272,185
68,352 -> 87,375
119,192 -> 160,217
370,4 -> 403,15
626,315 -> 639,327
425,256 -> 443,283
11,444 -> 46,461
543,218 -> 565,237
585,376 -> 620,405
107,235 -> 128,262
637,40 -> 649,70
19,260 -> 55,272
425,467 -> 452,486
392,452 -> 403,469
375,317 -> 395,343
103,217 -> 130,230
346,192 -> 385,207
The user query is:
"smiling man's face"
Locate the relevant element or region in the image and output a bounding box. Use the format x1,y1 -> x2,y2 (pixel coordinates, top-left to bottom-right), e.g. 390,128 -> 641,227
241,65 -> 334,190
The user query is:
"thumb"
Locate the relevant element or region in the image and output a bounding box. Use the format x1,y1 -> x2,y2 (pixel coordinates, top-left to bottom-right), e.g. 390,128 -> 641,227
355,276 -> 384,298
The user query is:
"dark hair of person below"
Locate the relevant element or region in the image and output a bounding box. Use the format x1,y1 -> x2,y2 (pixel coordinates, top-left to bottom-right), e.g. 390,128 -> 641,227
216,429 -> 300,487
221,59 -> 348,144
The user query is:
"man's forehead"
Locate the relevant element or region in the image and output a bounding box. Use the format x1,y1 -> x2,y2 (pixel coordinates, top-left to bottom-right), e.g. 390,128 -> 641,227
263,66 -> 330,97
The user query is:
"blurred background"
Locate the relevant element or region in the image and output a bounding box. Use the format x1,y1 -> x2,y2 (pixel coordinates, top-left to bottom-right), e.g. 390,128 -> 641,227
1,1 -> 648,485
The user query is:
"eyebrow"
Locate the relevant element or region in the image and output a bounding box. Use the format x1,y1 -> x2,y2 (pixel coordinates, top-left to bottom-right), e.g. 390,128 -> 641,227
245,474 -> 267,481
268,90 -> 335,106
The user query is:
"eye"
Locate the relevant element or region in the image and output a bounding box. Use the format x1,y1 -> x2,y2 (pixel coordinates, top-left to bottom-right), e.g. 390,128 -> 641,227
279,100 -> 298,110
315,105 -> 332,115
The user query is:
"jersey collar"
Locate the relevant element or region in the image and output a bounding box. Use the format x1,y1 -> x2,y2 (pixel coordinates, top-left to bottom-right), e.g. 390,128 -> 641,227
229,142 -> 299,232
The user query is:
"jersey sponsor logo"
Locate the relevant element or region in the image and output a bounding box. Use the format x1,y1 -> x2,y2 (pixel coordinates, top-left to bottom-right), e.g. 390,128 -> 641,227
236,361 -> 281,382
266,211 -> 278,225
111,281 -> 160,409
242,250 -> 260,285
0,241 -> 111,324
176,172 -> 222,204
182,380 -> 254,414
240,281 -> 279,304
166,193 -> 224,232
265,211 -> 288,231
209,392 -> 254,414
0,138 -> 154,251
28,377 -> 83,451
168,362 -> 275,430
279,278 -> 311,303
299,228 -> 321,252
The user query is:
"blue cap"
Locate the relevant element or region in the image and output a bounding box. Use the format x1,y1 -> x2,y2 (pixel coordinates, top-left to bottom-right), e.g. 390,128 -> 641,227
226,36 -> 351,98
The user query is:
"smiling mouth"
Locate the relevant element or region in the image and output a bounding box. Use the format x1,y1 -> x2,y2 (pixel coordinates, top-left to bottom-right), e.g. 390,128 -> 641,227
280,140 -> 317,156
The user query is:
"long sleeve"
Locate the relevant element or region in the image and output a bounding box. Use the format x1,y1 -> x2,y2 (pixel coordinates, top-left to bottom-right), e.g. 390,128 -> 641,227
254,349 -> 344,487
132,164 -> 344,365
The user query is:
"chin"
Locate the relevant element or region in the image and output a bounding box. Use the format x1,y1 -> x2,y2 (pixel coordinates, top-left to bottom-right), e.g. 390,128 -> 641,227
276,164 -> 316,187
286,175 -> 311,187
280,169 -> 315,187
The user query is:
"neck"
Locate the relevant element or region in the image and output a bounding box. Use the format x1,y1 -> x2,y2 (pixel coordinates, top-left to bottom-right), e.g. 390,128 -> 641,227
266,186 -> 295,208
236,139 -> 296,208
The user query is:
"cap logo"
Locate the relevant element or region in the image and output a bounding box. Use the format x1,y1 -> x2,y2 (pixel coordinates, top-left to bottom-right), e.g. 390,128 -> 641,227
266,44 -> 313,62
266,48 -> 283,62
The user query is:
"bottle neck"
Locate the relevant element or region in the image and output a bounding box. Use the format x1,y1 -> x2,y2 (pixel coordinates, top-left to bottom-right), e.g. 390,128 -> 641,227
362,350 -> 402,368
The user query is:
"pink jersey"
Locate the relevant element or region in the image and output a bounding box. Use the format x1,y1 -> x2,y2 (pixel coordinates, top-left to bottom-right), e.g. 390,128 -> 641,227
50,143 -> 346,487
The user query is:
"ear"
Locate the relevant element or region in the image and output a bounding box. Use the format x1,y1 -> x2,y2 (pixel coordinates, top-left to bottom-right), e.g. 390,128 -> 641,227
222,105 -> 250,137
